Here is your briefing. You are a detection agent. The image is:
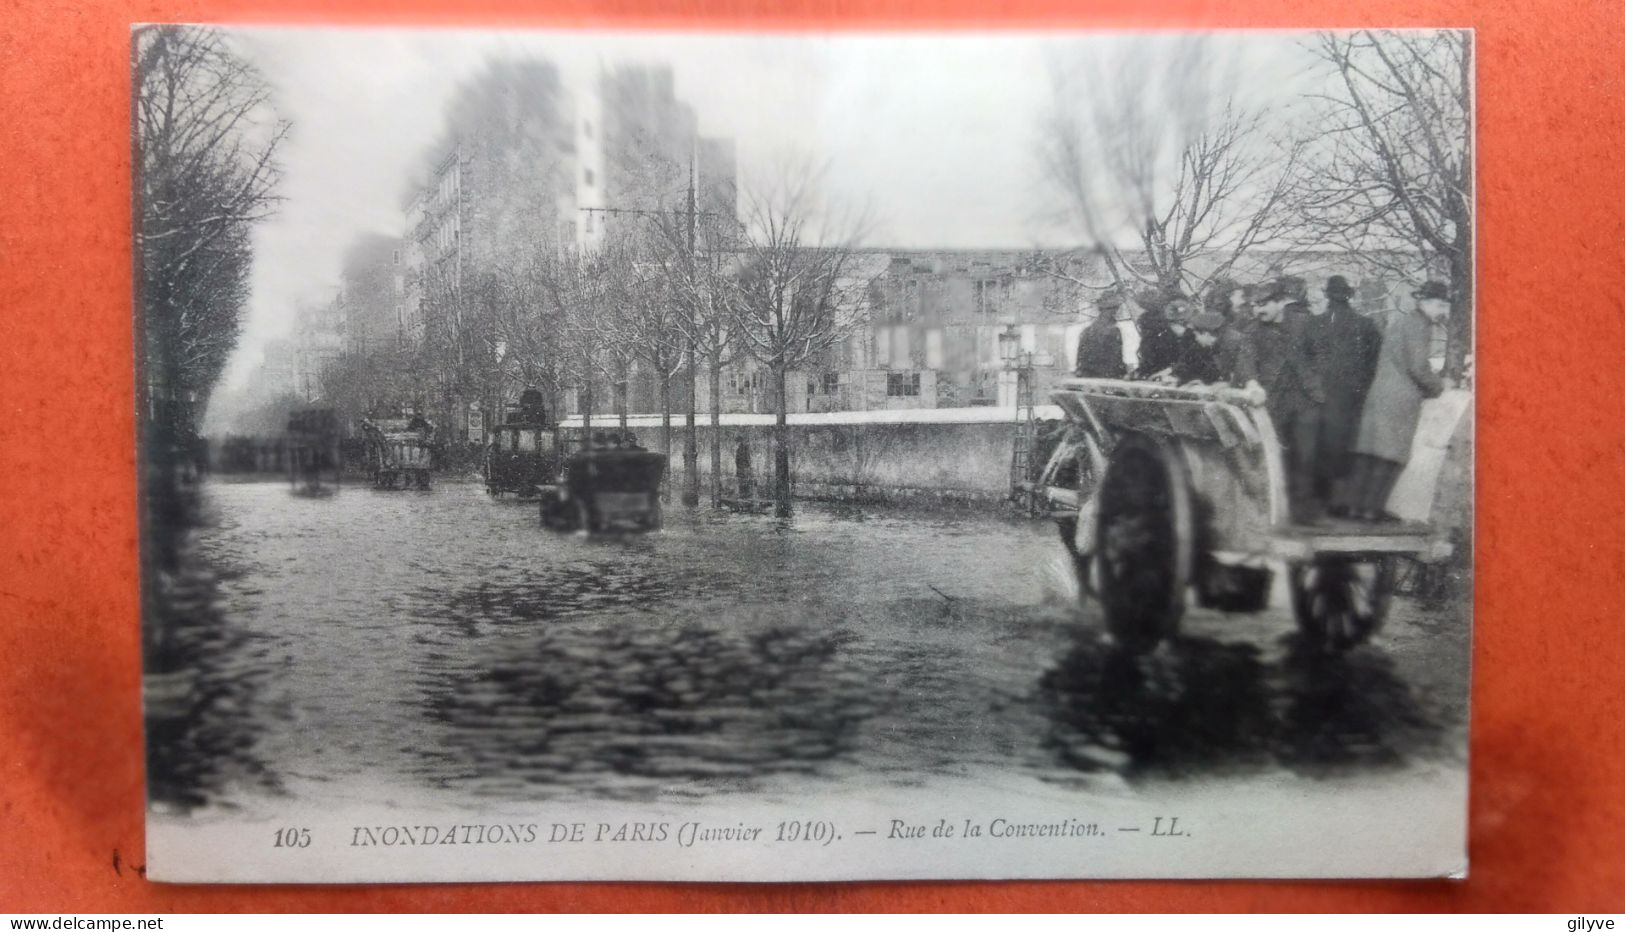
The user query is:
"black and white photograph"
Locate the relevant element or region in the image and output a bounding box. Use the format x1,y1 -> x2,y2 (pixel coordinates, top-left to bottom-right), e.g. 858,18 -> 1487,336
136,25 -> 1474,882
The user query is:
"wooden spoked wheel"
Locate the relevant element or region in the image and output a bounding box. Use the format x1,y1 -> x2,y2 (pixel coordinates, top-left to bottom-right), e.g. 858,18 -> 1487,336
1289,556 -> 1396,651
1093,433 -> 1193,654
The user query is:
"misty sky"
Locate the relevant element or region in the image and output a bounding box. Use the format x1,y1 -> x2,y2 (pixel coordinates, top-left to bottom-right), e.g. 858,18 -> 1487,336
220,27 -> 1326,389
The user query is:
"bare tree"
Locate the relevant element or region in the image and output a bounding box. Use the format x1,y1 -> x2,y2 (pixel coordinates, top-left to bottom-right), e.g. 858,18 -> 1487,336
730,161 -> 871,517
135,25 -> 289,442
1038,36 -> 1303,298
485,259 -> 569,423
610,246 -> 689,475
648,210 -> 744,506
519,240 -> 641,439
1300,30 -> 1473,375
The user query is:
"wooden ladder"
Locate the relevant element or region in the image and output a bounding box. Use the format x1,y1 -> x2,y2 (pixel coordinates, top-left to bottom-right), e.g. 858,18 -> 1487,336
1009,366 -> 1039,514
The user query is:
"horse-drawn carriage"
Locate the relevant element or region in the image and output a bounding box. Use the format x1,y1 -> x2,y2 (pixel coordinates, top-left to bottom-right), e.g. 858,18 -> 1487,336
485,390 -> 566,499
1039,378 -> 1464,654
359,415 -> 435,490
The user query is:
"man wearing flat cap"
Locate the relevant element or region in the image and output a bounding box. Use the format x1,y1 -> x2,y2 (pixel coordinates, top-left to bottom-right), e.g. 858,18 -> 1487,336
1310,275 -> 1383,513
1345,281 -> 1453,521
1074,290 -> 1127,379
1247,278 -> 1327,521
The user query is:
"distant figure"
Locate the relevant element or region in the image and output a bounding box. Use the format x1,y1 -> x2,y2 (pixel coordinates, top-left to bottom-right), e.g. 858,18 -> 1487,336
590,430 -> 608,450
606,432 -> 625,449
1345,281 -> 1453,522
734,435 -> 754,499
1074,291 -> 1127,379
622,431 -> 644,451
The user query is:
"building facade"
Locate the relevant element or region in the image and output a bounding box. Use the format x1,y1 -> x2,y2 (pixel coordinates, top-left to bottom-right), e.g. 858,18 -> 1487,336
701,248 -> 1423,417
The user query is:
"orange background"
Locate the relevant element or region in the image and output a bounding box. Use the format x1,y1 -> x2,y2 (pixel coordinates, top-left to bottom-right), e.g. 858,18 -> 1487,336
2,0 -> 1621,913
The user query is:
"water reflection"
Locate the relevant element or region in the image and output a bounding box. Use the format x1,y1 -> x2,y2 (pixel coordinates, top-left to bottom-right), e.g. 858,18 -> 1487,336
143,479 -> 1462,814
416,591 -> 883,800
144,526 -> 283,811
1038,633 -> 1444,779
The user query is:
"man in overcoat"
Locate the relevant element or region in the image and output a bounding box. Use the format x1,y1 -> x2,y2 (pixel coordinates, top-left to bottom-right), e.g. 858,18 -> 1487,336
1345,281 -> 1453,521
1175,311 -> 1260,390
1074,291 -> 1127,378
1247,279 -> 1327,521
1134,290 -> 1182,378
1310,275 -> 1383,512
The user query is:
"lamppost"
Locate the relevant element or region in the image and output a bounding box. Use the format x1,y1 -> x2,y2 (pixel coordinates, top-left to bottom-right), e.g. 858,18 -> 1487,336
998,324 -> 1038,512
996,325 -> 1032,406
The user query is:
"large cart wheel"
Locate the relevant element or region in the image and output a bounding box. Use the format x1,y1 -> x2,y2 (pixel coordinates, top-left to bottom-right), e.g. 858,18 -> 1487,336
1094,433 -> 1194,653
1289,555 -> 1396,651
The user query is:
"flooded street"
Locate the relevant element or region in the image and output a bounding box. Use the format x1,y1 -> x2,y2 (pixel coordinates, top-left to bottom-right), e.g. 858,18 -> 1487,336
145,478 -> 1470,817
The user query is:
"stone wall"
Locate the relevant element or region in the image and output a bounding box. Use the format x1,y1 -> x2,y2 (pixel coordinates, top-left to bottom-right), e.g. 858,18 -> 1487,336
571,412 -> 1029,506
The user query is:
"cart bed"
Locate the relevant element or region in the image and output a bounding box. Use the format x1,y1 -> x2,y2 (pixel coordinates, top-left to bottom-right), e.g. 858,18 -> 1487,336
1269,519 -> 1451,561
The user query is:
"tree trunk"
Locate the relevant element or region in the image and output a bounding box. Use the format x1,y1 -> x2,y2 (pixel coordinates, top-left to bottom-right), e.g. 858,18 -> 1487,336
616,358 -> 629,429
1447,244 -> 1472,382
659,372 -> 672,503
773,364 -> 791,518
581,382 -> 592,445
683,340 -> 699,507
708,351 -> 723,508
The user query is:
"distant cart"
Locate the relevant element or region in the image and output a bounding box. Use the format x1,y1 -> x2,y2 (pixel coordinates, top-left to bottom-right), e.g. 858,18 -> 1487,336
286,408 -> 341,495
540,448 -> 667,533
1040,378 -> 1460,654
485,391 -> 565,499
360,416 -> 435,491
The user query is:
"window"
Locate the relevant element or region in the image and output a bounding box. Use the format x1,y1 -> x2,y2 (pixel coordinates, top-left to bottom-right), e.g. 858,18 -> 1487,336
515,430 -> 537,453
925,329 -> 944,370
584,211 -> 594,234
886,371 -> 921,397
584,168 -> 595,187
822,372 -> 840,395
975,279 -> 1000,315
583,118 -> 593,138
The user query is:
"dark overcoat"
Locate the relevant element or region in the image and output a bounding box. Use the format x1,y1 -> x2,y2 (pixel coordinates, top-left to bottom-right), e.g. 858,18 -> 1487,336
1353,310 -> 1445,464
1135,310 -> 1181,376
1074,318 -> 1125,378
1173,328 -> 1256,387
1310,299 -> 1382,476
1247,313 -> 1325,418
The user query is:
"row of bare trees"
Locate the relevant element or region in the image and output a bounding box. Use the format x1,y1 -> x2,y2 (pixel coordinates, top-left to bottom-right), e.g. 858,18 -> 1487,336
333,161 -> 869,517
136,25 -> 289,445
1038,30 -> 1473,376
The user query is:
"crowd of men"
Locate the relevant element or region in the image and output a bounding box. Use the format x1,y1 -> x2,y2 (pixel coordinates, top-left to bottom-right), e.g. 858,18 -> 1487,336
1074,275 -> 1457,525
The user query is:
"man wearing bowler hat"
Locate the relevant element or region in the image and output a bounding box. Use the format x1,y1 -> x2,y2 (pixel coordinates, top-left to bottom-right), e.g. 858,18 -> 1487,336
1345,281 -> 1454,521
1247,278 -> 1327,522
1310,275 -> 1383,513
1074,290 -> 1127,379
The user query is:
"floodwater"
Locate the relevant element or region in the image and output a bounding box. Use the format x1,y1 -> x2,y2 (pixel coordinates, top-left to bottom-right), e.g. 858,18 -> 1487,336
144,478 -> 1470,815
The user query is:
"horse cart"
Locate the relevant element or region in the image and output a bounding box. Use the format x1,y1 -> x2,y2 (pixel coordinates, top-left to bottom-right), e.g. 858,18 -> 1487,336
540,447 -> 667,533
485,390 -> 565,498
359,415 -> 435,491
1039,378 -> 1462,654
